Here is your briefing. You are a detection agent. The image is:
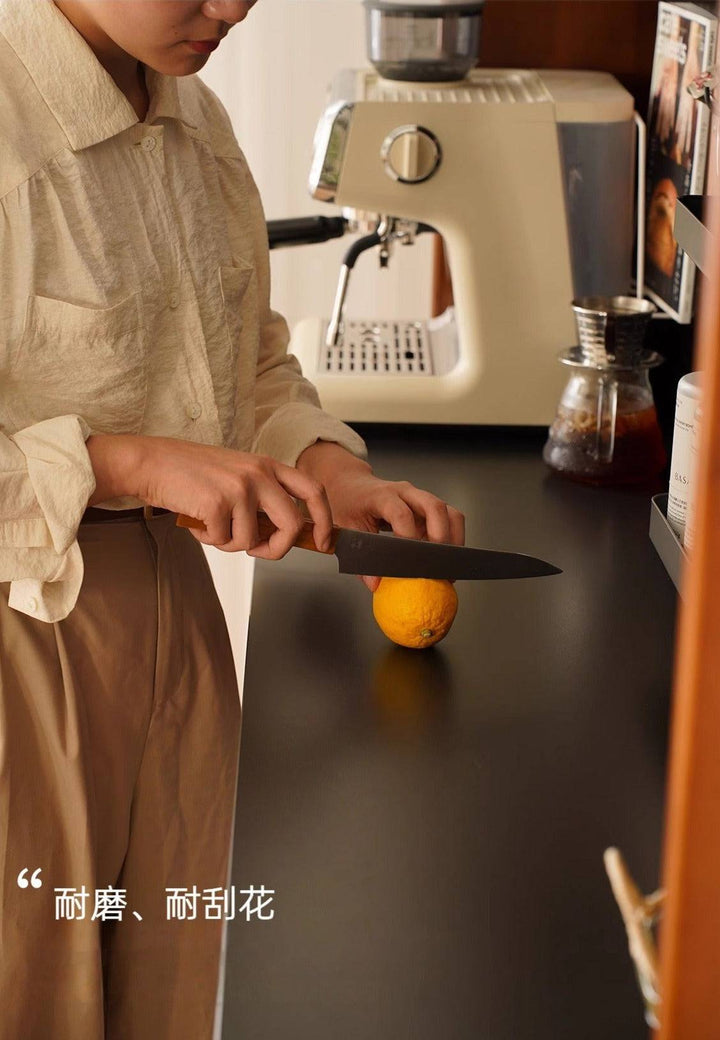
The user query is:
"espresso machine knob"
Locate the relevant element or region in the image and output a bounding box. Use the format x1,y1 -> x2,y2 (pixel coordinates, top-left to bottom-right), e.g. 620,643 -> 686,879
380,125 -> 442,184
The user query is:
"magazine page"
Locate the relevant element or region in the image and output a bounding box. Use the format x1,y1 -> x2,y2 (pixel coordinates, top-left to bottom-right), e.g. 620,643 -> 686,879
646,1 -> 717,322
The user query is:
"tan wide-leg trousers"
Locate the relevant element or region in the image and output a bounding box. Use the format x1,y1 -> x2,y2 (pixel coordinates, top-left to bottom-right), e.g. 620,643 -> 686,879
0,510 -> 242,1039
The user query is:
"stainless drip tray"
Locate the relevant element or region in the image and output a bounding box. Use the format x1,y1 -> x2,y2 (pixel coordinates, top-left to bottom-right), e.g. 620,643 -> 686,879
320,320 -> 434,375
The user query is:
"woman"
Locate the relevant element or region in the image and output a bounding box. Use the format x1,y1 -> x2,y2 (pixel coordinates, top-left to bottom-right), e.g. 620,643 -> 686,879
0,1 -> 464,1037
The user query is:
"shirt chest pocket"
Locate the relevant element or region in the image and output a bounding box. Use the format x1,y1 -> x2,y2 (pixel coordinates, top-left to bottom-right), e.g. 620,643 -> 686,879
10,292 -> 148,434
219,261 -> 255,384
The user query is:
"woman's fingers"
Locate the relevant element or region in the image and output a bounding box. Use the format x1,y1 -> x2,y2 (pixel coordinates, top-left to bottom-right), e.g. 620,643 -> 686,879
273,461 -> 334,552
447,505 -> 466,546
246,460 -> 333,560
373,491 -> 422,540
376,483 -> 466,546
245,503 -> 302,560
213,496 -> 261,554
191,510 -> 234,547
186,454 -> 333,558
349,482 -> 465,592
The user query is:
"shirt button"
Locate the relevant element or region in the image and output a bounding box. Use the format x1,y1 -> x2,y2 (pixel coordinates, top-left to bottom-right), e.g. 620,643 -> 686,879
168,291 -> 180,309
27,597 -> 38,613
187,403 -> 202,420
142,136 -> 156,152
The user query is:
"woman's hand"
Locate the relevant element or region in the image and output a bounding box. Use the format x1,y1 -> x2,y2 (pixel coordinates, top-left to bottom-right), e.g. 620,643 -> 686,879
296,441 -> 465,591
86,433 -> 334,559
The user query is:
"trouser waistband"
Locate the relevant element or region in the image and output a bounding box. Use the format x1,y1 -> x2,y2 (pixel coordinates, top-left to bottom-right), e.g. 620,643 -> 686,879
81,506 -> 173,523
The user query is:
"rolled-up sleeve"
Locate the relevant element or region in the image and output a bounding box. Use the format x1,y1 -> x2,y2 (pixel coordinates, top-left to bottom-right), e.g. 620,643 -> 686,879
1,413 -> 96,622
237,157 -> 368,469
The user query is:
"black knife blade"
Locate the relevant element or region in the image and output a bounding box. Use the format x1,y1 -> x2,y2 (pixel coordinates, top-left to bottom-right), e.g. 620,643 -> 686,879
332,527 -> 561,580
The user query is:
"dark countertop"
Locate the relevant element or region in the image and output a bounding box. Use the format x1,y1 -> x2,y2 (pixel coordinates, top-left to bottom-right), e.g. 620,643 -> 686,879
222,427 -> 676,1040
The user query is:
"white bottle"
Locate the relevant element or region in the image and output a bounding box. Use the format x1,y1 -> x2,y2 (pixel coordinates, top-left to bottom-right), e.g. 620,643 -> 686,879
667,372 -> 702,541
684,403 -> 703,552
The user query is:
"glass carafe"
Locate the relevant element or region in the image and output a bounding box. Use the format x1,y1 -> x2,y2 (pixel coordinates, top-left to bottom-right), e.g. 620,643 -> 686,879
543,357 -> 666,485
543,296 -> 666,486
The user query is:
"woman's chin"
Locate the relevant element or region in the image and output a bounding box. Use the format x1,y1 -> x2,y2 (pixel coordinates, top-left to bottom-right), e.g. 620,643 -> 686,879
143,49 -> 211,77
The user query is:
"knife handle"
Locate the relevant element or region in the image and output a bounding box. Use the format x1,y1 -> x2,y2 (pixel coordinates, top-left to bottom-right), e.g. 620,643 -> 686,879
176,510 -> 339,554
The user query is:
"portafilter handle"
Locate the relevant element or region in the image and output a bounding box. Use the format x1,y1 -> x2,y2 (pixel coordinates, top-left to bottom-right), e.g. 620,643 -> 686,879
266,216 -> 348,250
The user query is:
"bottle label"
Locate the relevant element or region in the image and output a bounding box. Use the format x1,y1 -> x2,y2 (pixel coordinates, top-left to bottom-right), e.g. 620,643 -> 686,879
667,377 -> 702,538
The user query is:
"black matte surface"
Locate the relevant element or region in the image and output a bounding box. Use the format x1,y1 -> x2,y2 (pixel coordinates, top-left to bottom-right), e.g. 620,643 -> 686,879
222,427 -> 676,1040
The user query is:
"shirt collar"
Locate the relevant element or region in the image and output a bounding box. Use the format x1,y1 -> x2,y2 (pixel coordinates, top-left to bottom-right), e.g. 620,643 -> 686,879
145,67 -> 200,133
0,0 -> 199,151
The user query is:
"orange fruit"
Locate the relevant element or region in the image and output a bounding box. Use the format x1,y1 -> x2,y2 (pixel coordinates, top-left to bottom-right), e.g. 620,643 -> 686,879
372,577 -> 458,649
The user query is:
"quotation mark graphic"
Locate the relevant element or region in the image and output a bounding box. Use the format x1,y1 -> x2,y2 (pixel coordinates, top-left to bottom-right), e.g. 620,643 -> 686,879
17,867 -> 43,889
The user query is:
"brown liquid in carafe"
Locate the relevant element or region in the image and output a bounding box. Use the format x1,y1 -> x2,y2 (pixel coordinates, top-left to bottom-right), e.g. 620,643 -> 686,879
543,404 -> 667,485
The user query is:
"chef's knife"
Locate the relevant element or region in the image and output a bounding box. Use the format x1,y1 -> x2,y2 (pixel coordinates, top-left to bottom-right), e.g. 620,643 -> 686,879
176,511 -> 561,581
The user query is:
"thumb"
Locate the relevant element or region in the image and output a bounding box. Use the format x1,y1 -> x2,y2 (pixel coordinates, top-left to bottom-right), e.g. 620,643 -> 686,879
359,575 -> 381,593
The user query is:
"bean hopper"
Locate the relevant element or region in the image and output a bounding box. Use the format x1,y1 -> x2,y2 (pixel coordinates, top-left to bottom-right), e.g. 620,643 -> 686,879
542,297 -> 666,485
280,0 -> 646,426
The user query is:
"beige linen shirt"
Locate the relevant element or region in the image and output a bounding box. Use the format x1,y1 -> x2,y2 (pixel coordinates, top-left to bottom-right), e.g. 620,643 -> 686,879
0,0 -> 367,623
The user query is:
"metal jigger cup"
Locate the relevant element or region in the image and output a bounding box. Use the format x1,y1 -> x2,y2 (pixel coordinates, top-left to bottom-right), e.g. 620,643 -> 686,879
572,296 -> 656,367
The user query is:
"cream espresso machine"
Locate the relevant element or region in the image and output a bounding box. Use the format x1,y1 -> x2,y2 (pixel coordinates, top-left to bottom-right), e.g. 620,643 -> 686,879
283,3 -> 641,425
